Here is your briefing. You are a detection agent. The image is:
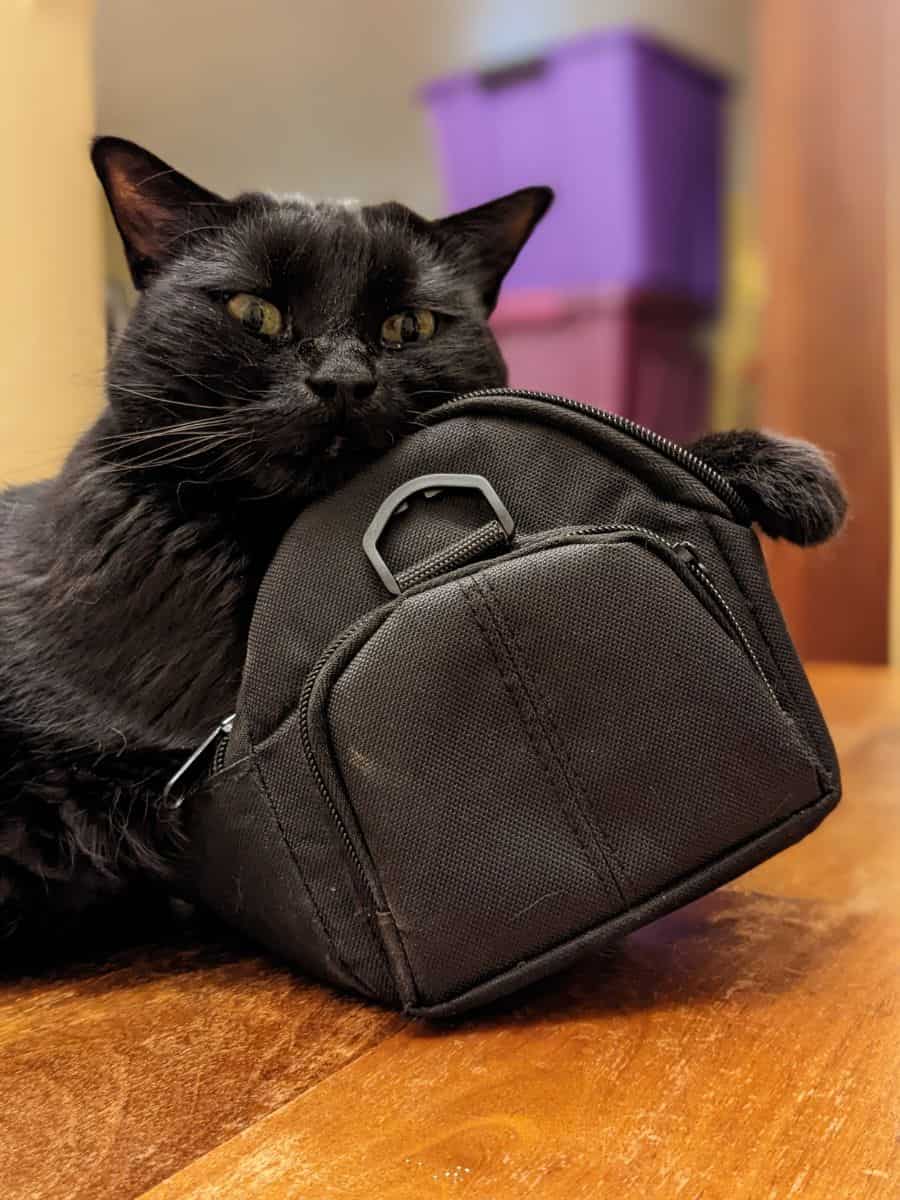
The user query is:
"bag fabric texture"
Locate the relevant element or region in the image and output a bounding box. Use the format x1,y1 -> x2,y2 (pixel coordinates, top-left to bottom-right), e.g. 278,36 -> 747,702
177,390 -> 840,1017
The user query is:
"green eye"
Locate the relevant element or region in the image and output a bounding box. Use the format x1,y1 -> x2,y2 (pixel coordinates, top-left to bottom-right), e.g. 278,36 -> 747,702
226,293 -> 284,337
381,309 -> 436,347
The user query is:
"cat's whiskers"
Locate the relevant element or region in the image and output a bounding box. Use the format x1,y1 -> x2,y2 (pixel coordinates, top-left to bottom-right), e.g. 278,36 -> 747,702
96,429 -> 249,473
214,444 -> 263,481
157,371 -> 264,406
107,383 -> 180,406
96,414 -> 242,448
107,384 -> 225,413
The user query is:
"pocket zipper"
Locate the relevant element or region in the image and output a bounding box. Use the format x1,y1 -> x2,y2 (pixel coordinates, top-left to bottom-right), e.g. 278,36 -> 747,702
162,712 -> 235,807
515,523 -> 780,707
677,545 -> 781,710
612,529 -> 780,707
173,527 -> 779,819
173,388 -> 753,806
288,525 -> 781,905
297,615 -> 375,887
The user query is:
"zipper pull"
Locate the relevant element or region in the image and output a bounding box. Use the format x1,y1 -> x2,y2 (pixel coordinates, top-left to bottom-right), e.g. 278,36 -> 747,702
162,714 -> 235,809
674,541 -> 710,577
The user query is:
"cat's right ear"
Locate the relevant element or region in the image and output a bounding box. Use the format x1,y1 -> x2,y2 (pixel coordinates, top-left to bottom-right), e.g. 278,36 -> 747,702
434,187 -> 554,312
91,137 -> 227,288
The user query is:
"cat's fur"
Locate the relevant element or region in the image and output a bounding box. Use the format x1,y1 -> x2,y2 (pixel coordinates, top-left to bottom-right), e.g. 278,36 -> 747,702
689,430 -> 847,545
0,138 -> 845,952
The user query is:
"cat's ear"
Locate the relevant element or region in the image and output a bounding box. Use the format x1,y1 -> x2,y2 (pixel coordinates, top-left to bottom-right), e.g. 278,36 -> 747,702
688,430 -> 848,545
91,137 -> 228,288
434,187 -> 553,311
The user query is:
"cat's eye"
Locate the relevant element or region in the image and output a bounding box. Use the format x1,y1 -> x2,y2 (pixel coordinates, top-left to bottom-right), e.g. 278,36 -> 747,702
381,309 -> 436,347
226,293 -> 284,337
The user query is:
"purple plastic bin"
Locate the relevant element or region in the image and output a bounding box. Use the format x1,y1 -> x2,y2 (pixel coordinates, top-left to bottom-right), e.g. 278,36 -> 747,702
490,289 -> 710,443
421,31 -> 729,309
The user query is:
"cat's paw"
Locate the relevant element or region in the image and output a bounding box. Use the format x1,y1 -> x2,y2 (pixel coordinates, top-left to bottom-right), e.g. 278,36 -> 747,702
688,430 -> 847,546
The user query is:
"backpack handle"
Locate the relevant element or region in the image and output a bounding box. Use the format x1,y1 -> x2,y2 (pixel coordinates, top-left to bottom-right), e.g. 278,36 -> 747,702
362,473 -> 515,597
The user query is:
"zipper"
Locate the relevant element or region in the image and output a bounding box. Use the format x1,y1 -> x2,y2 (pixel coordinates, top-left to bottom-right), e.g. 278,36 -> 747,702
162,712 -> 235,807
169,390 -> 750,810
298,614 -> 376,889
290,524 -> 780,900
671,540 -> 781,709
437,387 -> 751,523
174,529 -> 777,829
534,523 -> 779,704
211,722 -> 232,774
172,527 -> 777,859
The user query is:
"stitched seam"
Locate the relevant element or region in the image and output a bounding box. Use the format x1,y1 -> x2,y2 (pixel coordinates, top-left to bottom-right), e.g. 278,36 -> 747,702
459,575 -> 629,907
457,578 -> 615,900
478,572 -> 636,900
249,745 -> 373,996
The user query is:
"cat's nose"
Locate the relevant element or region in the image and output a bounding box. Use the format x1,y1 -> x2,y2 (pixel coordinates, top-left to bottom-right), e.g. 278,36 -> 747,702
307,371 -> 377,405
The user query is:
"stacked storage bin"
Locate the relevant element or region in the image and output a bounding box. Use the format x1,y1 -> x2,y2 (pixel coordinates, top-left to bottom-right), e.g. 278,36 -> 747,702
420,31 -> 729,441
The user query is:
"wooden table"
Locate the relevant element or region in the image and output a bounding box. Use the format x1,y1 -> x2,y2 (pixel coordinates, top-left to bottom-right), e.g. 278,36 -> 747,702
2,664 -> 897,1199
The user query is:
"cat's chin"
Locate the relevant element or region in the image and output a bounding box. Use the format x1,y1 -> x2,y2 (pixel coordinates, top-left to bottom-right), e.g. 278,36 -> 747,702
247,438 -> 387,503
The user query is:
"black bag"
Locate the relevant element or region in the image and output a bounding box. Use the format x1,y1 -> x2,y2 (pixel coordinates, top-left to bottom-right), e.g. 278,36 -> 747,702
173,390 -> 840,1017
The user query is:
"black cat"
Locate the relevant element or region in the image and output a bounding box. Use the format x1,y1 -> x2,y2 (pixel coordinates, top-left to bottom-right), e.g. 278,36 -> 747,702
0,138 -> 845,950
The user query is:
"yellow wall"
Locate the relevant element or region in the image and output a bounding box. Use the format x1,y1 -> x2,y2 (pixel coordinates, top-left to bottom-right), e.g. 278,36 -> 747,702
889,5 -> 900,663
712,194 -> 765,431
95,0 -> 752,213
0,0 -> 104,485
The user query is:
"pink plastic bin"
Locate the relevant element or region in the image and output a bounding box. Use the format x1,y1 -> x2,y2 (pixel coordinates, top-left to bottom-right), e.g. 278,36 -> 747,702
490,290 -> 710,443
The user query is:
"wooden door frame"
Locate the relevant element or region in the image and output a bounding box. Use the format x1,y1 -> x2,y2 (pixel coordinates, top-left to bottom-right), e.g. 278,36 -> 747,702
756,0 -> 891,662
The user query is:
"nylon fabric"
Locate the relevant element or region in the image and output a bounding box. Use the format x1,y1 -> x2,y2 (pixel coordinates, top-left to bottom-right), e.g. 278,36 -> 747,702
183,390 -> 841,1015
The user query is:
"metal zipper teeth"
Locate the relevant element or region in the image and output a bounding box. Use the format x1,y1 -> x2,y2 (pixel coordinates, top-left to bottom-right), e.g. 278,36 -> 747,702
443,387 -> 751,523
211,716 -> 234,774
298,616 -> 376,889
682,557 -> 781,709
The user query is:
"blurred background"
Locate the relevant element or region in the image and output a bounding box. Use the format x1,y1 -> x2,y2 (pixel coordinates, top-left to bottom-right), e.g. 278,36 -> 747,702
1,1 -> 894,663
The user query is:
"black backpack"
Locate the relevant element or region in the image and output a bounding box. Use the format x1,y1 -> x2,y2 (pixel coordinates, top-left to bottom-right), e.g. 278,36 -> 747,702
171,390 -> 840,1017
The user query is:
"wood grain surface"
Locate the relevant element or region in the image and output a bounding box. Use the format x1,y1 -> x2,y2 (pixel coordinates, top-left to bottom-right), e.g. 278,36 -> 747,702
0,932 -> 403,1200
145,897 -> 898,1200
1,664 -> 897,1200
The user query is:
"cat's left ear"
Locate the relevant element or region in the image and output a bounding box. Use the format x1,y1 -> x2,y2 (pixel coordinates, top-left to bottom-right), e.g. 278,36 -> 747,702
434,187 -> 554,312
91,136 -> 228,288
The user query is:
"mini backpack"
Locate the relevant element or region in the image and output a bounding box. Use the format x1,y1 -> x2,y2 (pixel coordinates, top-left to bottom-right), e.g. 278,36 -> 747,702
169,390 -> 840,1017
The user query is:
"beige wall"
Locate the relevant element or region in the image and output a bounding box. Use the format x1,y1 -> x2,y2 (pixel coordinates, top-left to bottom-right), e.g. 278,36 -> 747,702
0,0 -> 105,485
94,0 -> 752,212
94,0 -> 755,428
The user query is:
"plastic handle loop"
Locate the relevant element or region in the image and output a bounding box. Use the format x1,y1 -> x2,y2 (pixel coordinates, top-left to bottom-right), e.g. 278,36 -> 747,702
362,473 -> 516,596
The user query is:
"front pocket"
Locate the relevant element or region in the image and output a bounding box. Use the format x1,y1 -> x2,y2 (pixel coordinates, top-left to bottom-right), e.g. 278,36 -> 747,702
321,535 -> 821,1006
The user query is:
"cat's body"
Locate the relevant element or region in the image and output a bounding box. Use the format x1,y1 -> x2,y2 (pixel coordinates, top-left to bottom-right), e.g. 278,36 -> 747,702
0,455 -> 249,938
0,139 -> 846,950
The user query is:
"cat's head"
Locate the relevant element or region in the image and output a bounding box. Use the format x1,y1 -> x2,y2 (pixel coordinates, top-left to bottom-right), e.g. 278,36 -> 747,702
92,137 -> 551,501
